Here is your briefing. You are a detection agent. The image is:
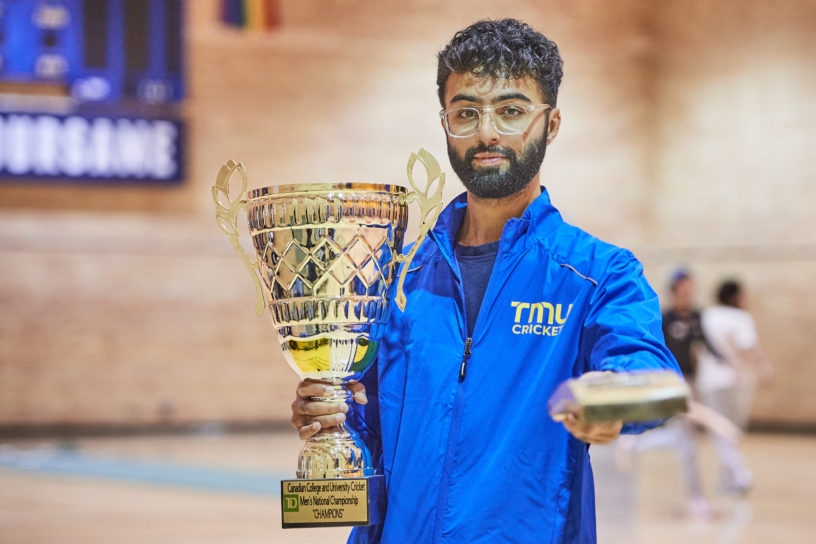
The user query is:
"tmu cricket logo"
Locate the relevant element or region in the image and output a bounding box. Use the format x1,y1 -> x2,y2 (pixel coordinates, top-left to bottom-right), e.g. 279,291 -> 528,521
511,301 -> 573,336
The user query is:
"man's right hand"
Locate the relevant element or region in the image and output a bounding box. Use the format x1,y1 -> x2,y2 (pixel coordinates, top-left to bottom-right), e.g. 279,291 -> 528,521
290,379 -> 368,440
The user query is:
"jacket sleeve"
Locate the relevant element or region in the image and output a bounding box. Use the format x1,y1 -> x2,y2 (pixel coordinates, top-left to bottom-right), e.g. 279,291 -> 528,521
345,360 -> 382,468
580,251 -> 681,434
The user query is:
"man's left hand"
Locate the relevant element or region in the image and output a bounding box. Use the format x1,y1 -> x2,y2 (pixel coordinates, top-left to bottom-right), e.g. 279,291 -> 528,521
557,413 -> 623,445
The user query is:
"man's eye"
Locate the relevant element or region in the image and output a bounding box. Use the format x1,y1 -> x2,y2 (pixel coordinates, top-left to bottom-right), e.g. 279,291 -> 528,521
455,109 -> 478,119
498,105 -> 525,117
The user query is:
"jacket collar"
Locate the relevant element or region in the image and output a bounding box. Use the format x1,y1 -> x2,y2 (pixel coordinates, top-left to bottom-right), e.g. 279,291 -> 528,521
429,187 -> 564,257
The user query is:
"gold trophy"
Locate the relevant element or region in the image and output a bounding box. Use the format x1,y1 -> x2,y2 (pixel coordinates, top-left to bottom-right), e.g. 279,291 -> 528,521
212,150 -> 444,528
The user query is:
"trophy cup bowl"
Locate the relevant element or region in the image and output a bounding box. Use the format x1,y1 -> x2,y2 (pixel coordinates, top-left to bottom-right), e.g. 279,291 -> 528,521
213,150 -> 444,527
249,181 -> 407,480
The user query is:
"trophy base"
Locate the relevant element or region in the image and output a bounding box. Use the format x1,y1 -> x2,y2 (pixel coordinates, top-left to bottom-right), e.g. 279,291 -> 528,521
281,474 -> 385,528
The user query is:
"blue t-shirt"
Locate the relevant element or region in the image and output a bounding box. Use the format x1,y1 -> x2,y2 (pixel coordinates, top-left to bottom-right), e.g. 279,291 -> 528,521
454,240 -> 500,338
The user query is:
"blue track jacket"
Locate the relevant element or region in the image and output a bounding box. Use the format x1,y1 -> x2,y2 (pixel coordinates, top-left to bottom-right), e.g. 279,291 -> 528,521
348,189 -> 679,543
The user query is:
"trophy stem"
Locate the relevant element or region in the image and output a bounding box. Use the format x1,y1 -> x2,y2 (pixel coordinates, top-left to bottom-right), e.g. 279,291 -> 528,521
296,384 -> 373,479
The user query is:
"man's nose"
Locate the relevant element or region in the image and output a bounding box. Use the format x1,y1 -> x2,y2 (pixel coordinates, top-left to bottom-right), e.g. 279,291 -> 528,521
476,111 -> 501,144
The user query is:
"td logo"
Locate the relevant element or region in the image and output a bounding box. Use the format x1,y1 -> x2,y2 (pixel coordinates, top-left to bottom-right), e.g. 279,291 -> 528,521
283,494 -> 299,512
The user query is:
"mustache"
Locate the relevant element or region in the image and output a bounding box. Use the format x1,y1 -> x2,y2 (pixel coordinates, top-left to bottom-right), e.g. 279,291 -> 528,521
464,144 -> 517,163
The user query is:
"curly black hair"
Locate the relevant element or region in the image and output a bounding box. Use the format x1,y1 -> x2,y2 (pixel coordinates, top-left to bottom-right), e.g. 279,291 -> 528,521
437,19 -> 564,107
717,280 -> 742,307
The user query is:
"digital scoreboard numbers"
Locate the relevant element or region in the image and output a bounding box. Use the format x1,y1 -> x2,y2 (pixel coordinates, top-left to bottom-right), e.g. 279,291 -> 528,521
0,1 -> 185,184
75,0 -> 184,103
0,2 -> 72,83
0,0 -> 183,102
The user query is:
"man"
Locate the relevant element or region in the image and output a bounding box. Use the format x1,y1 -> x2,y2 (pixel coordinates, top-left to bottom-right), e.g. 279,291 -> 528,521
696,279 -> 772,494
663,269 -> 711,381
291,19 -> 679,543
660,269 -> 712,514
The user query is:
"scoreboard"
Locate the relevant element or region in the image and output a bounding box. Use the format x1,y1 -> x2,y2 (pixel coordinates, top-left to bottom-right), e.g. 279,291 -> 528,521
0,1 -> 185,184
0,0 -> 183,103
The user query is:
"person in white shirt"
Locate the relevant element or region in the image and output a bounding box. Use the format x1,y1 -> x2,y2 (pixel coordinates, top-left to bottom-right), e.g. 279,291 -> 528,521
696,279 -> 773,494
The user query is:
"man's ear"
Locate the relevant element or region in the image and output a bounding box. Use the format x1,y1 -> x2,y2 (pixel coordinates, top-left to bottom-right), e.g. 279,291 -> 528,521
546,108 -> 562,145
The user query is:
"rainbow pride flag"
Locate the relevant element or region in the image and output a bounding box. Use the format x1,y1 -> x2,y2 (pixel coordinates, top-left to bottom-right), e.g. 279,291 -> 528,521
221,0 -> 280,30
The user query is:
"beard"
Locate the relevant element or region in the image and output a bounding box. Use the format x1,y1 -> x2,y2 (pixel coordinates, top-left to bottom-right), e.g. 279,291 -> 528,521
447,131 -> 548,200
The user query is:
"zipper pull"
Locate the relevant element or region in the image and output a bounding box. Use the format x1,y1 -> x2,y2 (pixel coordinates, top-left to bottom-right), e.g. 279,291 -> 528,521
459,337 -> 473,382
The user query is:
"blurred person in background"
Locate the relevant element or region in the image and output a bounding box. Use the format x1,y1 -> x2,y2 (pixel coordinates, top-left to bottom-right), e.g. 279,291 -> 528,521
696,279 -> 773,494
291,18 -> 679,544
617,268 -> 716,516
660,268 -> 717,515
663,268 -> 714,387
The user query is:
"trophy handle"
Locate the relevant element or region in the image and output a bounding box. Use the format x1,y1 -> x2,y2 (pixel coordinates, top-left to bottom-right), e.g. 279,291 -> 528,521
394,149 -> 445,311
212,160 -> 267,317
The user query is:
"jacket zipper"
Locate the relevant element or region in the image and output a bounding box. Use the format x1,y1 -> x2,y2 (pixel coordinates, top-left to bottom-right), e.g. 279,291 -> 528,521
430,218 -> 526,542
458,337 -> 473,381
433,230 -> 515,541
433,261 -> 471,543
434,336 -> 470,543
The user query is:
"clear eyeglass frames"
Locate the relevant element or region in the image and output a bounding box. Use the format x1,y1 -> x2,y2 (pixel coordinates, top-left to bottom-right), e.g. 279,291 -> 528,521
440,103 -> 553,138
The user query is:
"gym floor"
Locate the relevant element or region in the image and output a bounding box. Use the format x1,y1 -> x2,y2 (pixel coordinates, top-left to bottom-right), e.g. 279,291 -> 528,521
0,430 -> 813,543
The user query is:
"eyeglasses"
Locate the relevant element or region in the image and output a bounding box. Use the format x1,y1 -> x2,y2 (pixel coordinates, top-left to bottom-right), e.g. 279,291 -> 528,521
440,103 -> 553,138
